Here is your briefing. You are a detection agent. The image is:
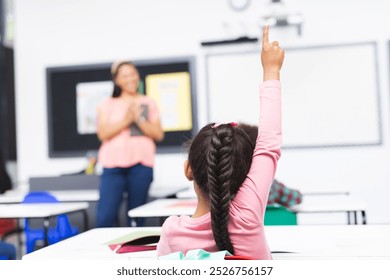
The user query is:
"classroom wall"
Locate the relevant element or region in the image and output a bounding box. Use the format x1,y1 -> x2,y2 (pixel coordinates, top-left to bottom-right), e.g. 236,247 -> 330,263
13,0 -> 390,223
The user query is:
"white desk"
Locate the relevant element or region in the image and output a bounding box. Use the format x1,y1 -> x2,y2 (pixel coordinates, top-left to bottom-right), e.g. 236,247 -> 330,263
22,227 -> 160,260
0,202 -> 89,246
297,187 -> 350,196
148,186 -> 189,199
175,187 -> 351,199
0,189 -> 98,204
0,188 -> 191,204
50,190 -> 98,202
129,196 -> 367,225
267,225 -> 390,259
289,195 -> 367,224
22,225 -> 390,260
128,199 -> 196,218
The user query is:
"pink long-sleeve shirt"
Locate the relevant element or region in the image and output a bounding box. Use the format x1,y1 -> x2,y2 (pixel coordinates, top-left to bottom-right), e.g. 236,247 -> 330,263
156,80 -> 282,259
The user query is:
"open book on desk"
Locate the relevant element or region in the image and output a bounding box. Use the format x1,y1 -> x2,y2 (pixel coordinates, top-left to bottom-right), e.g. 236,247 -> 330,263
105,230 -> 160,254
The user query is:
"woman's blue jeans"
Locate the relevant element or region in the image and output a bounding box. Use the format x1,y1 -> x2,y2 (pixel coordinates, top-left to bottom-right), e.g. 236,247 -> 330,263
96,163 -> 153,227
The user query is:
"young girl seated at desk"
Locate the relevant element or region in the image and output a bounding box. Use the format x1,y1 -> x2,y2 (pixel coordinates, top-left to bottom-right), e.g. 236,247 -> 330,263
156,25 -> 285,259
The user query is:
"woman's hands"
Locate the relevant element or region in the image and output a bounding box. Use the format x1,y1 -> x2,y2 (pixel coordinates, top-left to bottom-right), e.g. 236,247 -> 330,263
123,103 -> 142,127
261,24 -> 285,81
97,102 -> 142,141
125,102 -> 164,142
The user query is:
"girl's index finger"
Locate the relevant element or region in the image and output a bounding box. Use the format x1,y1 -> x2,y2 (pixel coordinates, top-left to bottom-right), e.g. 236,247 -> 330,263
262,24 -> 269,46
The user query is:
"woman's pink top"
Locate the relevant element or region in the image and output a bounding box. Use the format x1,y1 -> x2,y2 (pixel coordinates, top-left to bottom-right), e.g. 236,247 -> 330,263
97,96 -> 160,168
156,80 -> 282,259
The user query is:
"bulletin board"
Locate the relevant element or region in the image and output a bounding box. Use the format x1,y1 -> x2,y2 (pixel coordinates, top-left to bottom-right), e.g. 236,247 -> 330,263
206,42 -> 382,148
46,57 -> 197,158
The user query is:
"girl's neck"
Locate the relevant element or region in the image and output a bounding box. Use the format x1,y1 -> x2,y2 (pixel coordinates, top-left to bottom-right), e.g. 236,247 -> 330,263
192,186 -> 210,218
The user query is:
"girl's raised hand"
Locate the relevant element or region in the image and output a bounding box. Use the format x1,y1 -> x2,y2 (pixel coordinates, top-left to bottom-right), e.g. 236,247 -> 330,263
261,24 -> 285,80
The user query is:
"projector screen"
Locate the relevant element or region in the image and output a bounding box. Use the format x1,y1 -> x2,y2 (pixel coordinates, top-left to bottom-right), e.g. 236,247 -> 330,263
206,42 -> 381,148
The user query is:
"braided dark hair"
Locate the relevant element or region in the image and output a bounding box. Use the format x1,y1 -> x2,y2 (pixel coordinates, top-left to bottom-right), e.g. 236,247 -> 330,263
188,123 -> 254,255
236,123 -> 258,146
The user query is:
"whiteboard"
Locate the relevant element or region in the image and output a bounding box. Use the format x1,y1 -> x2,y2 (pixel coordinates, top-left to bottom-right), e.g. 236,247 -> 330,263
206,43 -> 381,148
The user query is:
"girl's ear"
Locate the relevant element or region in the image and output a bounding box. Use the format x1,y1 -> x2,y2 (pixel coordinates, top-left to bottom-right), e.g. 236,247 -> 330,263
184,160 -> 193,181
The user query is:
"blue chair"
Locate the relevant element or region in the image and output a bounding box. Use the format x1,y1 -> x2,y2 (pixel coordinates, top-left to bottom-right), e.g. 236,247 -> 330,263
0,240 -> 17,260
22,191 -> 79,253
